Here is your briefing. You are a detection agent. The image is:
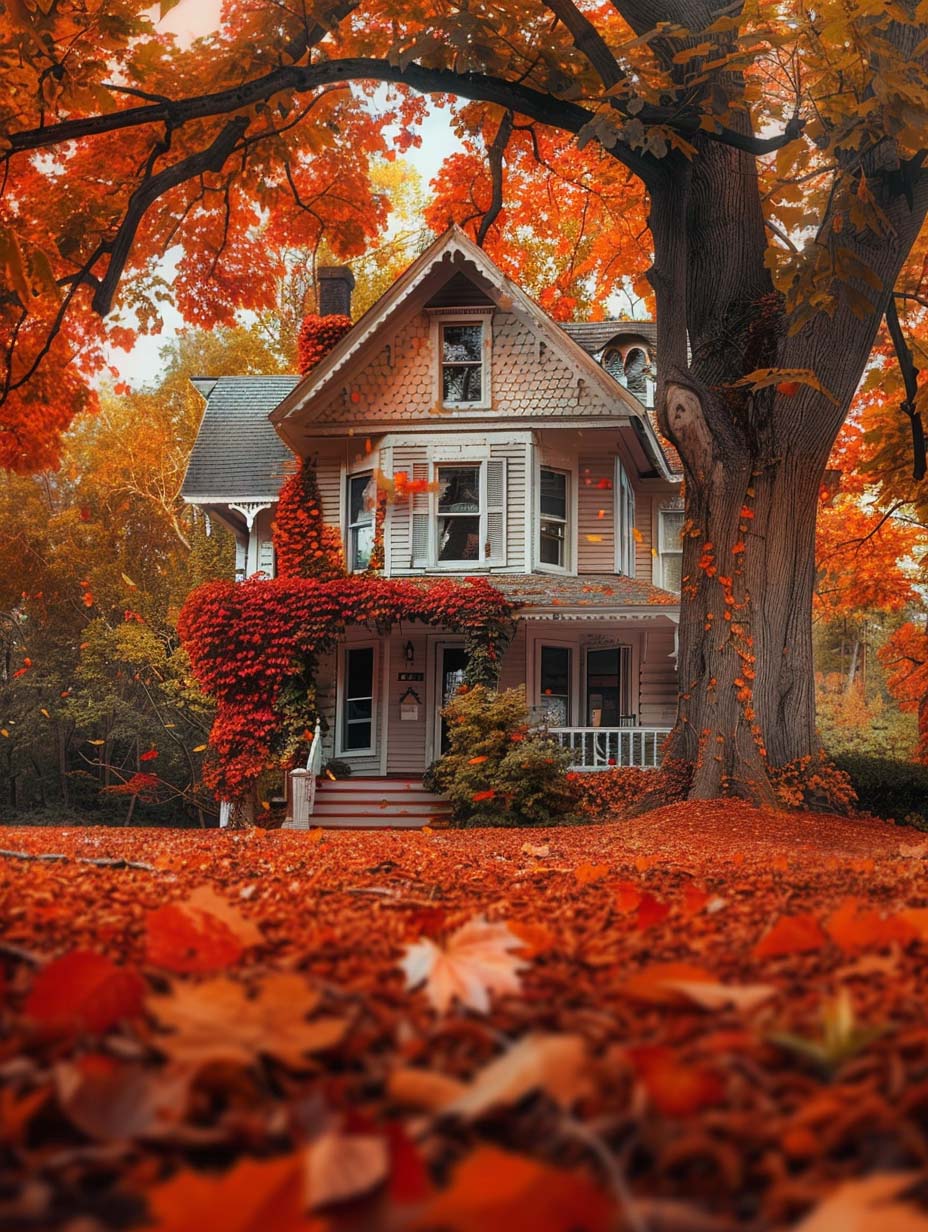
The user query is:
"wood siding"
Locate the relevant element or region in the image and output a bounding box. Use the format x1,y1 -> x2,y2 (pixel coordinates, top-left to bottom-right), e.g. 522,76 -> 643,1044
577,455 -> 615,573
638,625 -> 678,726
385,629 -> 429,774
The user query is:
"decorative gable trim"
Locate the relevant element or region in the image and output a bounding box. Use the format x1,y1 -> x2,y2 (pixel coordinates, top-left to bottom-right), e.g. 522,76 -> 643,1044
269,226 -> 677,482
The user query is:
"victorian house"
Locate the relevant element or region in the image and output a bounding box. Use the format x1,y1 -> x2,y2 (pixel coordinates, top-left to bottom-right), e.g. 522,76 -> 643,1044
181,227 -> 683,826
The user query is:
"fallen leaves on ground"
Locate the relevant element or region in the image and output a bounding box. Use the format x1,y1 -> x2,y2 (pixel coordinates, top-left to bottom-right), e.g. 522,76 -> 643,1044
2,801 -> 928,1230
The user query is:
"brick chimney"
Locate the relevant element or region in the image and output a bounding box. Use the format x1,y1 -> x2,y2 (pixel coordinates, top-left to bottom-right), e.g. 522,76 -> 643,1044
317,265 -> 355,318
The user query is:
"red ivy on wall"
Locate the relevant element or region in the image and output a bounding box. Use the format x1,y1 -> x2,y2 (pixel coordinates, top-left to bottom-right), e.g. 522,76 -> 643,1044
272,459 -> 345,580
297,313 -> 352,375
178,575 -> 517,800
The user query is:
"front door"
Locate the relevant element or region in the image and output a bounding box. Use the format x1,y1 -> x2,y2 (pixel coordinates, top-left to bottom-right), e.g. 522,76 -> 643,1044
436,645 -> 468,755
585,646 -> 631,727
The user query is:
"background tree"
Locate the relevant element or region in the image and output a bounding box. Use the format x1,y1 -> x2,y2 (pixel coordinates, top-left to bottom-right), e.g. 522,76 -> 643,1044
5,1 -> 928,803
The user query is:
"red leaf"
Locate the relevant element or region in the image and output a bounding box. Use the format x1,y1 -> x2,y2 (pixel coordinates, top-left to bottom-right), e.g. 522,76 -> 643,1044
627,1045 -> 724,1117
145,886 -> 263,974
753,912 -> 826,960
25,951 -> 145,1035
140,747 -> 159,762
636,893 -> 670,930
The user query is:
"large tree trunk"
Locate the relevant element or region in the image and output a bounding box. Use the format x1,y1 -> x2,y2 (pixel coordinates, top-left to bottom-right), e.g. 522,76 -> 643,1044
661,384 -> 827,803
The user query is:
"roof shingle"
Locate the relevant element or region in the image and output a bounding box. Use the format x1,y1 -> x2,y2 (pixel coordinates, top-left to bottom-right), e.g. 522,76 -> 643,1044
181,376 -> 299,500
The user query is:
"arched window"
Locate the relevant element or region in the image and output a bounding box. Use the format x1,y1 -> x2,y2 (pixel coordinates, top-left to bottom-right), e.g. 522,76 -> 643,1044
602,348 -> 626,385
623,347 -> 649,396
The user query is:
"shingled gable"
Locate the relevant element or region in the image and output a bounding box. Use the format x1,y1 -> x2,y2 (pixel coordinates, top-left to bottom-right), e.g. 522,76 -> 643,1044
269,226 -> 676,482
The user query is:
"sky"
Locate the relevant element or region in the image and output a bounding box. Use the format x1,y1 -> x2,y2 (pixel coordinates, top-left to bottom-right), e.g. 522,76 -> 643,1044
107,3 -> 461,387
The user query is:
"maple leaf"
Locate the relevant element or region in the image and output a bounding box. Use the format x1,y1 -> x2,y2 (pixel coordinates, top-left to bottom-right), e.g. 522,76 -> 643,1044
825,897 -> 916,954
148,974 -> 346,1071
146,1155 -> 317,1232
401,916 -> 526,1014
25,951 -> 145,1036
410,1145 -> 615,1232
447,1034 -> 592,1118
145,885 -> 264,973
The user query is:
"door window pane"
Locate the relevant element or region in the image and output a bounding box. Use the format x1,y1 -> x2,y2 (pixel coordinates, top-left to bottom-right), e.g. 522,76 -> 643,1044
540,646 -> 570,726
344,646 -> 374,750
442,324 -> 483,403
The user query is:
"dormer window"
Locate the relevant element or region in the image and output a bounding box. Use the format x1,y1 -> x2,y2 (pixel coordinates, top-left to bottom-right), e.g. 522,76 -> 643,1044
602,340 -> 655,407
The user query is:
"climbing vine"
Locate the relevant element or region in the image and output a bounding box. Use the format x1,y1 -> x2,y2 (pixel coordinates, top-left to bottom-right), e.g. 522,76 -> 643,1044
271,459 -> 345,580
297,313 -> 353,375
178,575 -> 517,799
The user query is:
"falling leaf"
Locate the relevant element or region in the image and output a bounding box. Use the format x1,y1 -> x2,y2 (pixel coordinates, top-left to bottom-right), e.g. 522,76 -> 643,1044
192,744 -> 207,753
305,1128 -> 390,1210
25,951 -> 145,1036
401,916 -> 525,1015
145,885 -> 264,973
520,842 -> 550,858
148,974 -> 346,1071
622,962 -> 717,1007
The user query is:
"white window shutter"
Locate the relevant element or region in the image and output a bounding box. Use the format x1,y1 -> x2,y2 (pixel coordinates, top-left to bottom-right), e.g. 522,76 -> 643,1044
485,458 -> 506,563
411,462 -> 430,566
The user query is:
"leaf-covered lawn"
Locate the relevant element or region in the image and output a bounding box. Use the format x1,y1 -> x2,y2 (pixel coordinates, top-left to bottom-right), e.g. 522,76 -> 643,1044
2,803 -> 928,1231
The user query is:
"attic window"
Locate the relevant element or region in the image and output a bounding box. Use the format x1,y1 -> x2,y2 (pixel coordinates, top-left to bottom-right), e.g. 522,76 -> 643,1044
431,310 -> 492,410
442,322 -> 483,403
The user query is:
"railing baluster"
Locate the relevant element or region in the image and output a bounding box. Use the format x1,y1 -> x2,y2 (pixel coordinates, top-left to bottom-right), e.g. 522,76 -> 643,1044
548,727 -> 672,772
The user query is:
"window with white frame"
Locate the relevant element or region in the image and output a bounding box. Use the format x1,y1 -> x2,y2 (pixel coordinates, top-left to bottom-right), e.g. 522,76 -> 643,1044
659,508 -> 684,592
440,320 -> 487,406
539,468 -> 569,569
615,458 -> 636,576
342,645 -> 375,751
346,472 -> 375,572
428,459 -> 505,566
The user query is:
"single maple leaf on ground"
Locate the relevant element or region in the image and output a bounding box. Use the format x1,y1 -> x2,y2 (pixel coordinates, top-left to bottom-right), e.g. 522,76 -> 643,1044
305,1128 -> 390,1210
145,885 -> 264,973
401,916 -> 526,1014
626,1045 -> 724,1118
148,973 -> 346,1071
25,951 -> 145,1036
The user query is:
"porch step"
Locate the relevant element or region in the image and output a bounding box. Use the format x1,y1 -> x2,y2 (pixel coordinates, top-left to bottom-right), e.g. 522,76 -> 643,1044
306,777 -> 452,830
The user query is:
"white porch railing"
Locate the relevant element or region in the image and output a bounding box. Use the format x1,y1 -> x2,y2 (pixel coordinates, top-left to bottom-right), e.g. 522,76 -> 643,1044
285,728 -> 323,830
550,727 -> 671,770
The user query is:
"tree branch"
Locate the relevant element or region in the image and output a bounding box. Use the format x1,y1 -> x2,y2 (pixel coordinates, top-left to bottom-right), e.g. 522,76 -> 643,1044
91,117 -> 249,316
543,0 -> 626,88
886,295 -> 927,483
476,110 -> 513,246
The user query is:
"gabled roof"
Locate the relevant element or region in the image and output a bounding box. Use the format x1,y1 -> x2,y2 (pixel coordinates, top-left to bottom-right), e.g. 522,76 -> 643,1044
181,375 -> 299,502
270,226 -> 677,482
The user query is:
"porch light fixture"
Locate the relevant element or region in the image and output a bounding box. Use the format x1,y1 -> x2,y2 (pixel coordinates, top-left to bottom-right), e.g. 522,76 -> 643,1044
404,640 -> 415,664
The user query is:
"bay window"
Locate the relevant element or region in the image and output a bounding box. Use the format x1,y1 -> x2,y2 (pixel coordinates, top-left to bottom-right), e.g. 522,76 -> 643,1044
436,465 -> 481,562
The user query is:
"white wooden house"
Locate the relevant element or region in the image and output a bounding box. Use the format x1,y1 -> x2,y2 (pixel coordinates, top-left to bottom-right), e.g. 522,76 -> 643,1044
182,227 -> 683,826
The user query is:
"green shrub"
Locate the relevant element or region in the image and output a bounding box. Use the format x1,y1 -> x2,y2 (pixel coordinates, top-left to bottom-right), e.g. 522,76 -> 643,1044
423,685 -> 576,827
832,753 -> 928,828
